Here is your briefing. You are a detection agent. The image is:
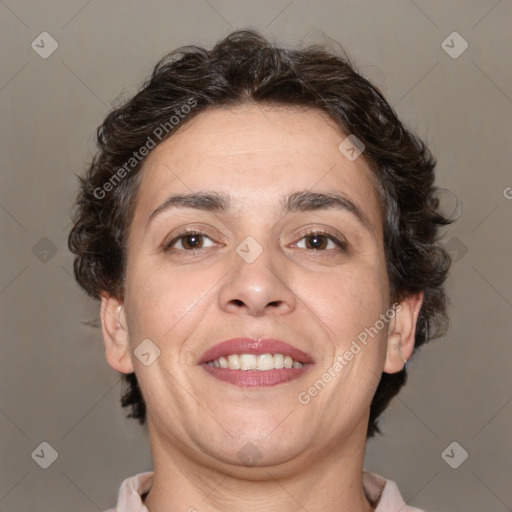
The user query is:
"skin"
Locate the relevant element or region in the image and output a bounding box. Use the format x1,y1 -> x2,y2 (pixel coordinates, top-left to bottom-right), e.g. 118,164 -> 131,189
100,104 -> 423,512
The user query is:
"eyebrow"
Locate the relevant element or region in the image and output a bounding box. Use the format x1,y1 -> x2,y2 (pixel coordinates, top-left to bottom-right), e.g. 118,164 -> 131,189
146,190 -> 374,234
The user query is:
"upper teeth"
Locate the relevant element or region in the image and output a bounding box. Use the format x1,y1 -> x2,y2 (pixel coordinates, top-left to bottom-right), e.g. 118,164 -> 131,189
207,353 -> 304,370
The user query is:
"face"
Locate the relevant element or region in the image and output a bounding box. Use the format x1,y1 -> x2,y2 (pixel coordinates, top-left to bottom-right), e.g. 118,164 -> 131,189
105,104 -> 404,471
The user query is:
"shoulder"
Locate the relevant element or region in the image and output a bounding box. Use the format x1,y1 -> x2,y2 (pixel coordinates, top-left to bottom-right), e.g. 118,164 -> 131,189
103,472 -> 153,512
363,471 -> 430,512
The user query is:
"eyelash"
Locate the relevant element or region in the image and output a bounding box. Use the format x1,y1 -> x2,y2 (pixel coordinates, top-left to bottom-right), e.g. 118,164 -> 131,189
163,229 -> 347,253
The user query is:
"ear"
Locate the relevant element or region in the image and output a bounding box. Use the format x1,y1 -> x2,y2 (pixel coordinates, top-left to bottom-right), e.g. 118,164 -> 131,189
383,291 -> 424,374
99,293 -> 134,374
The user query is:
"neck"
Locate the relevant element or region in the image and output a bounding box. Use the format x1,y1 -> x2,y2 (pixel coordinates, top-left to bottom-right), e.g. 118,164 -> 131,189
144,422 -> 374,512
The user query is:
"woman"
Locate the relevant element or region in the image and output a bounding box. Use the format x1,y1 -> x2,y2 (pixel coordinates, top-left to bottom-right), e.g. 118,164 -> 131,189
68,30 -> 451,512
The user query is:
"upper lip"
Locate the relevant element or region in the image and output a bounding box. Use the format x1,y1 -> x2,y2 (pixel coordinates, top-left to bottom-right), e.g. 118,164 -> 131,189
198,337 -> 314,365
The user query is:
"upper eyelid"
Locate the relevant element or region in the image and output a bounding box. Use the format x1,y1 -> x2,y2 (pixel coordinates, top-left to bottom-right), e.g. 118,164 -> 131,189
164,230 -> 217,250
293,230 -> 347,251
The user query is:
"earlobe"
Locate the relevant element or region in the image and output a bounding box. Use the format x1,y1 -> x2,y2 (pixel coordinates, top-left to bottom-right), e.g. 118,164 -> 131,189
383,292 -> 424,374
99,293 -> 134,374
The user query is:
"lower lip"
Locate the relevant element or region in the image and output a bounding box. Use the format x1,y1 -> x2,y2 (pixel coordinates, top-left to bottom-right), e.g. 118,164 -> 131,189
202,364 -> 311,387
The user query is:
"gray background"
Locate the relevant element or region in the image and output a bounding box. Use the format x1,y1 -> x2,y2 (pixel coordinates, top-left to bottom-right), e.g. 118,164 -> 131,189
1,1 -> 511,511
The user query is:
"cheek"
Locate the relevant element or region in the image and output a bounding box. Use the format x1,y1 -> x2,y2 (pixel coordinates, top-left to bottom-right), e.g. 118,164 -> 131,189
123,256 -> 209,342
300,263 -> 389,340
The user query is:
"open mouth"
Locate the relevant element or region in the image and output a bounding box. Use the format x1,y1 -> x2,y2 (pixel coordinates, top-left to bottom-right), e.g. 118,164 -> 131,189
206,353 -> 305,370
199,337 -> 314,387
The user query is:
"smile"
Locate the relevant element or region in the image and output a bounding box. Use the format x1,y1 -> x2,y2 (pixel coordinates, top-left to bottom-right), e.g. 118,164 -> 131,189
199,337 -> 313,386
206,353 -> 304,370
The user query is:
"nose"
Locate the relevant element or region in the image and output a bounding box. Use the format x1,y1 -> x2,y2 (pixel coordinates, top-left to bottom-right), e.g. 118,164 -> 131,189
217,240 -> 297,317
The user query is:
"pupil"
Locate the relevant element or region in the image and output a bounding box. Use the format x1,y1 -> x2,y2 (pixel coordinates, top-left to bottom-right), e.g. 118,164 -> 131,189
309,235 -> 325,249
186,235 -> 201,248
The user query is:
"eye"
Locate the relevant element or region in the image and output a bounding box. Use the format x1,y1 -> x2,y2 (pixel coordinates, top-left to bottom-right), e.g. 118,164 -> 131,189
294,231 -> 346,251
163,229 -> 346,253
164,231 -> 217,251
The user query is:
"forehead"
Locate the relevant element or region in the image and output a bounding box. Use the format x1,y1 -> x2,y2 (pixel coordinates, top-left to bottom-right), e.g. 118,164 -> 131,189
132,104 -> 382,234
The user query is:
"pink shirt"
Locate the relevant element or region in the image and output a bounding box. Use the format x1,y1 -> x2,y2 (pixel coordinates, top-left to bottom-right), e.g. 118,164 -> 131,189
104,471 -> 426,511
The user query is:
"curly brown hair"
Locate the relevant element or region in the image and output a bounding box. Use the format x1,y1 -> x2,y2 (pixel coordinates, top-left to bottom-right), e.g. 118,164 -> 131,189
68,30 -> 453,438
